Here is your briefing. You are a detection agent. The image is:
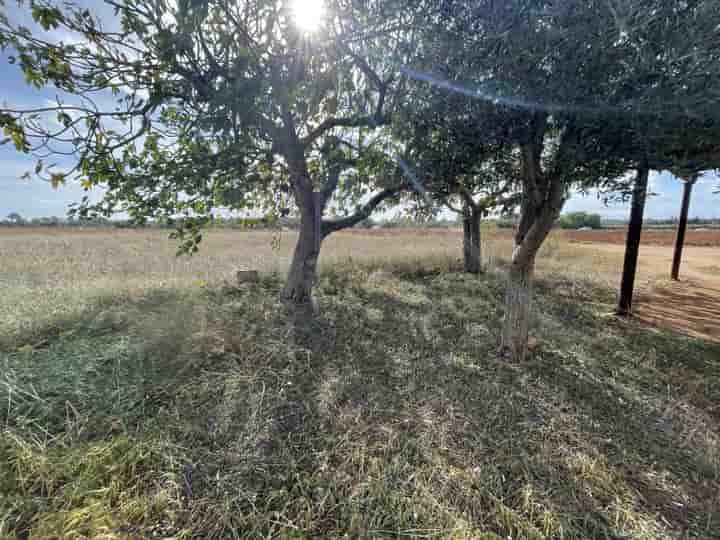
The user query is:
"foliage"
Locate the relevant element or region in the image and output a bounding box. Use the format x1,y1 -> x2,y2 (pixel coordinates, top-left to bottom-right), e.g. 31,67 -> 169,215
0,0 -> 420,264
557,212 -> 603,230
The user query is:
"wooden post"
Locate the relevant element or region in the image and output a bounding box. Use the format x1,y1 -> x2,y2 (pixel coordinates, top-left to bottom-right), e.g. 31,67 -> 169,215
671,180 -> 694,281
617,166 -> 650,316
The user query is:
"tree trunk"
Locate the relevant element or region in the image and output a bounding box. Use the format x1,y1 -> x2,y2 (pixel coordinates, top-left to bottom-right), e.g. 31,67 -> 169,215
671,180 -> 694,281
470,208 -> 482,274
500,256 -> 535,362
499,182 -> 563,362
282,193 -> 322,307
617,166 -> 650,316
462,205 -> 482,274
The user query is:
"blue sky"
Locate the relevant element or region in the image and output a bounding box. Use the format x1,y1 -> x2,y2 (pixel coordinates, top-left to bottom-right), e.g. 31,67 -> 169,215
1,2 -> 718,221
563,171 -> 720,221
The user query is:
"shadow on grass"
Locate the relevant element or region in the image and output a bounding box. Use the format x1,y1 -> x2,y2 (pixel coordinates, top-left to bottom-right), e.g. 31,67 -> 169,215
635,282 -> 720,344
2,268 -> 719,539
0,285 -> 218,439
166,269 -> 719,538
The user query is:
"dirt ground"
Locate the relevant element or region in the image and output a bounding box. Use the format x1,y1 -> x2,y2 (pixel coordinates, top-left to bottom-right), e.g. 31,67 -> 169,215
588,243 -> 720,342
566,228 -> 720,247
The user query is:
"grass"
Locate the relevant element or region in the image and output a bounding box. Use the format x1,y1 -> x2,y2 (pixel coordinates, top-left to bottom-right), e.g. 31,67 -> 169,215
1,228 -> 718,539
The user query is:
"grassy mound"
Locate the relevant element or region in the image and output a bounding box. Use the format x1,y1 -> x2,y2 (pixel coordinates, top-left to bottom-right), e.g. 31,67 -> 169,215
1,262 -> 718,539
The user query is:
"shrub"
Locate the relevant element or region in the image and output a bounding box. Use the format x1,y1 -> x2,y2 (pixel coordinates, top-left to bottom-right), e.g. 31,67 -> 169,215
557,212 -> 603,230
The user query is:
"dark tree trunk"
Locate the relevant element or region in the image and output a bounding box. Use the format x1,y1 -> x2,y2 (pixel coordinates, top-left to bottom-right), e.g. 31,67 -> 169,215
671,180 -> 694,281
462,205 -> 482,274
500,255 -> 535,362
617,166 -> 650,316
282,192 -> 322,308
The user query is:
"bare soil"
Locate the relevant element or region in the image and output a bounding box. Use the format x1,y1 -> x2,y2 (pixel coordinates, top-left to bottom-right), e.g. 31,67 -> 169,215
566,228 -> 720,247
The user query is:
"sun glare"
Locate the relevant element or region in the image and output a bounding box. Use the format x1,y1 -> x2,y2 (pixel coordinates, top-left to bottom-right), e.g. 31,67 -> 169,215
291,0 -> 326,33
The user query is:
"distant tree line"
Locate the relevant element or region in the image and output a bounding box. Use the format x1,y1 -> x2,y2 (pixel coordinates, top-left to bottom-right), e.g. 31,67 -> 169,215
1,212 -> 463,230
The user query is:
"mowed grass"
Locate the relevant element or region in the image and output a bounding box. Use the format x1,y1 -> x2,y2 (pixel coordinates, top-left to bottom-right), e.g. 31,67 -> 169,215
1,227 -> 718,539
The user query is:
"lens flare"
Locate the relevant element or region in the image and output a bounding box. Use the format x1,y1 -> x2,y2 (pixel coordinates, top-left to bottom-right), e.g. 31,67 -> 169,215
291,0 -> 326,33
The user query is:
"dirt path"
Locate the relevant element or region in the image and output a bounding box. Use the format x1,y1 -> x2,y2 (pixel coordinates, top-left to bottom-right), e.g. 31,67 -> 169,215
589,244 -> 720,342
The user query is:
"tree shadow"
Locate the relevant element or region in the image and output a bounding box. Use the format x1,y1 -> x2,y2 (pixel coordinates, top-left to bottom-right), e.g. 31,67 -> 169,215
1,285 -> 218,439
635,282 -> 720,343
170,271 -> 719,538
6,271 -> 718,538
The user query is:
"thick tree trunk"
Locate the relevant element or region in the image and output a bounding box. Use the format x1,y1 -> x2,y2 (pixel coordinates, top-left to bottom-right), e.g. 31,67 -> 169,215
282,194 -> 322,307
500,256 -> 535,362
671,180 -> 694,281
470,209 -> 482,274
462,206 -> 482,274
617,166 -> 650,316
499,178 -> 563,362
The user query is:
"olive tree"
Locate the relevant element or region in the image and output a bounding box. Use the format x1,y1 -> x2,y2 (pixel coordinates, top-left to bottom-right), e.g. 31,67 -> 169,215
408,0 -> 720,360
396,101 -> 519,274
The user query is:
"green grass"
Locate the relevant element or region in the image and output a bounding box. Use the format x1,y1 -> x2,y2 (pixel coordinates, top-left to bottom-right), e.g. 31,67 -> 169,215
2,252 -> 719,539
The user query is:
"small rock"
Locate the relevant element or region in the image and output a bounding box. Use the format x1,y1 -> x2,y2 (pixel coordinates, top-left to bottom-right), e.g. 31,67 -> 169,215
237,270 -> 260,285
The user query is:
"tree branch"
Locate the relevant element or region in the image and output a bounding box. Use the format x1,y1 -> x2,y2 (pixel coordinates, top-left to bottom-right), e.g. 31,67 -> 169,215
512,177 -> 566,265
301,111 -> 389,148
321,185 -> 406,236
444,196 -> 464,215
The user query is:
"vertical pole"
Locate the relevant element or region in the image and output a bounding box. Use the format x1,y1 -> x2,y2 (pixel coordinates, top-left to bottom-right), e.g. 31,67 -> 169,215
617,166 -> 650,316
671,180 -> 694,281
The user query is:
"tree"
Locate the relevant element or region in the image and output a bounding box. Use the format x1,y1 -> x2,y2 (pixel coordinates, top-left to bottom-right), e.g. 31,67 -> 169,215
616,165 -> 650,316
394,28 -> 519,274
557,212 -> 602,230
410,0 -> 720,359
0,0 -> 421,308
6,212 -> 24,225
396,116 -> 518,274
411,1 -> 638,360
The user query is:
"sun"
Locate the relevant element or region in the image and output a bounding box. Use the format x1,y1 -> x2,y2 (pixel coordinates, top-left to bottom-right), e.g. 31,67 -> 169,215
291,0 -> 326,33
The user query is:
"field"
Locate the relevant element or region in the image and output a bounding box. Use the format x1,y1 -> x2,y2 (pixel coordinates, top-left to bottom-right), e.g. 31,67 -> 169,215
1,227 -> 719,539
566,228 -> 720,247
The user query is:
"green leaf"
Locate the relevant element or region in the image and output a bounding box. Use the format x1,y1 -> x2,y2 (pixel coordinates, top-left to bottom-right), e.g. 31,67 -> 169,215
31,6 -> 64,30
57,111 -> 72,127
4,124 -> 30,152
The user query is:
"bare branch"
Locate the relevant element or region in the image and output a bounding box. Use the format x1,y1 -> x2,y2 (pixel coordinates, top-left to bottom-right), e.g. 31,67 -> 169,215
321,184 -> 406,236
301,111 -> 389,148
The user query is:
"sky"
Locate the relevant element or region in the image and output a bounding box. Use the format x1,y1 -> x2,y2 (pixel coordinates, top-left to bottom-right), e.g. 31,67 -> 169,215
1,2 -> 718,221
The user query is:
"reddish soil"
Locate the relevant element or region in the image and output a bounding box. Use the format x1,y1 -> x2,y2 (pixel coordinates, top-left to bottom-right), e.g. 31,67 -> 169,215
566,228 -> 720,247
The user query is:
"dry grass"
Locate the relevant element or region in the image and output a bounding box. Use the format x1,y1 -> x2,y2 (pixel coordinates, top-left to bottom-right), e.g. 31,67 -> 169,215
1,227 -> 719,539
0,227 -> 620,350
0,227 -> 467,350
